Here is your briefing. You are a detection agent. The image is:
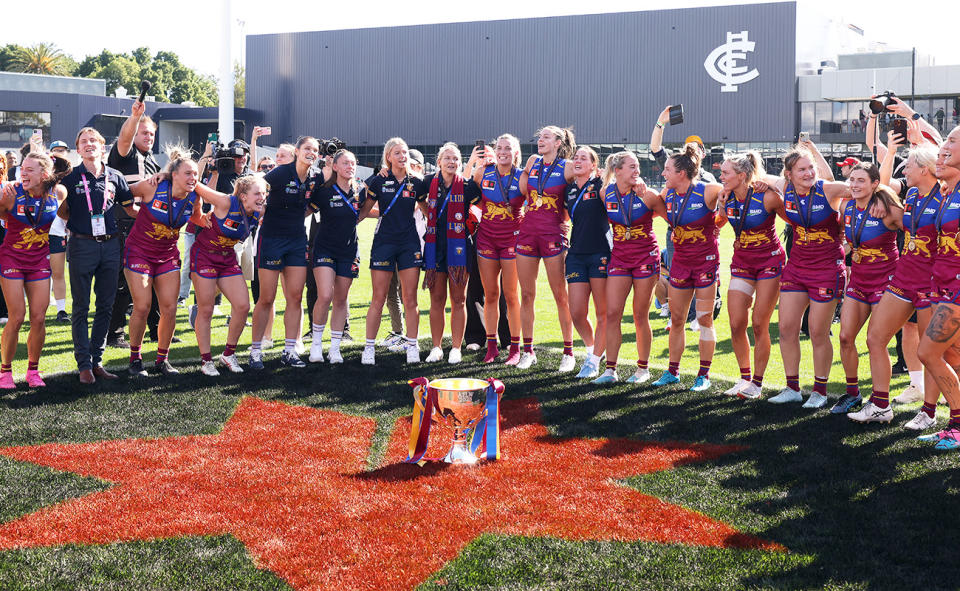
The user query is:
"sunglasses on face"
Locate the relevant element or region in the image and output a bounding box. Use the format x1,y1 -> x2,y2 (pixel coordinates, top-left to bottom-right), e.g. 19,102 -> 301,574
259,164 -> 275,171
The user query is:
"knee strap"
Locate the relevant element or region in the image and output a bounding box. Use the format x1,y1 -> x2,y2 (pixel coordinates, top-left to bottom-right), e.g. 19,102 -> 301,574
729,277 -> 756,297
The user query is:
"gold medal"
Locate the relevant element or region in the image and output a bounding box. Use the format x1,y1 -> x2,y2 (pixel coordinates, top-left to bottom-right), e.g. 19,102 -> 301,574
907,239 -> 917,252
852,251 -> 862,264
535,197 -> 542,208
624,228 -> 632,240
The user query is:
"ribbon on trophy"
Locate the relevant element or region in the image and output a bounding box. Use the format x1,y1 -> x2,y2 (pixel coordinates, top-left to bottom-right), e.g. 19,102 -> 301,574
405,377 -> 439,465
468,378 -> 504,461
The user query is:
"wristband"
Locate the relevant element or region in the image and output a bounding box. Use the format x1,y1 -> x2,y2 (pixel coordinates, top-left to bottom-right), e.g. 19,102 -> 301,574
656,122 -> 665,129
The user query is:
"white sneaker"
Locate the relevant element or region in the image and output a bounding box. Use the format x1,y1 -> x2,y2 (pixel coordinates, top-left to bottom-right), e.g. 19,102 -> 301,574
448,348 -> 462,364
200,360 -> 220,376
627,368 -> 651,384
219,353 -> 243,373
904,410 -> 936,431
328,346 -> 344,364
688,318 -> 700,332
380,332 -> 402,348
768,388 -> 803,404
892,384 -> 924,405
724,379 -> 751,396
847,401 -> 893,423
262,338 -> 274,350
802,392 -> 829,409
295,339 -> 306,355
361,346 -> 375,365
558,354 -> 576,373
309,341 -> 324,363
738,383 -> 762,400
425,347 -> 443,362
659,305 -> 670,318
406,344 -> 421,364
465,343 -> 481,351
517,352 -> 538,369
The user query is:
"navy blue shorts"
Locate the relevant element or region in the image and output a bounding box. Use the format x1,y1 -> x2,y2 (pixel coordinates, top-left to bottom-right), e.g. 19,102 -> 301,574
257,234 -> 307,270
370,239 -> 422,271
49,235 -> 66,255
313,251 -> 360,279
565,252 -> 609,283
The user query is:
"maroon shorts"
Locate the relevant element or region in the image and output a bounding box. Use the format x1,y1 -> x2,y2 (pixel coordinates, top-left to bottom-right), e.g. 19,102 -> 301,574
124,252 -> 180,277
885,272 -> 935,309
730,251 -> 786,282
669,258 -> 719,289
609,247 -> 659,279
936,282 -> 960,305
846,269 -> 895,305
191,247 -> 242,280
476,230 -> 517,261
515,228 -> 567,259
780,262 -> 845,303
0,265 -> 50,282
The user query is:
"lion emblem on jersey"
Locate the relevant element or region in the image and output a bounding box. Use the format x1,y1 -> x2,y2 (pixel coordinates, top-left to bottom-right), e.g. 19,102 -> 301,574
11,227 -> 49,250
672,226 -> 706,245
145,222 -> 180,241
484,201 -> 514,222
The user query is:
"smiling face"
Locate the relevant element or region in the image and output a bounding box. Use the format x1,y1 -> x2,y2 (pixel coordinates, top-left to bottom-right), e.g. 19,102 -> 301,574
296,139 -> 319,168
333,152 -> 357,181
942,127 -> 960,170
571,148 -> 596,177
847,168 -> 878,200
275,147 -> 295,165
785,156 -> 817,192
661,159 -> 687,190
171,160 -> 199,193
536,129 -> 560,157
18,157 -> 47,194
76,130 -> 105,162
134,121 -> 156,153
386,143 -> 409,173
495,138 -> 518,168
614,154 -> 641,187
437,149 -> 460,176
719,161 -> 745,192
239,178 -> 267,215
903,154 -> 927,188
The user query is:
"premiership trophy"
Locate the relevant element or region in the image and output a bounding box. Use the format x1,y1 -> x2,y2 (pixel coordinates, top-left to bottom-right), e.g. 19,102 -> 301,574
406,377 -> 504,465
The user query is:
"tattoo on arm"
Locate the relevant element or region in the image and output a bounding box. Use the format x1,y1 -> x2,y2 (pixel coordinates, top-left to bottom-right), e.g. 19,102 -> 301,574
926,306 -> 960,343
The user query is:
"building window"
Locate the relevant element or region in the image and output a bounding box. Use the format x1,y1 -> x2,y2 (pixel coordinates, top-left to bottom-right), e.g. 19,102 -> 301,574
0,111 -> 51,148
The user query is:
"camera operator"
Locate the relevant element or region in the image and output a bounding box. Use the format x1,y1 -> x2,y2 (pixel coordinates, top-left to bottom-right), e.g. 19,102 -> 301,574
865,94 -> 942,163
106,99 -> 164,348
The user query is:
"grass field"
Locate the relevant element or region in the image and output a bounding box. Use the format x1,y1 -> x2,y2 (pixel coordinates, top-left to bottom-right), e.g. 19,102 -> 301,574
0,217 -> 955,590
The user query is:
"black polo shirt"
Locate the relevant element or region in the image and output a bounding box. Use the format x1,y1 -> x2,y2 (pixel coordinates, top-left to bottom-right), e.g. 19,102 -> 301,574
107,142 -> 159,183
61,164 -> 134,236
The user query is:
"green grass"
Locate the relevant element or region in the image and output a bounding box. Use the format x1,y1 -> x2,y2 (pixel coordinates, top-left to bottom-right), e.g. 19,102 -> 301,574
0,218 -> 954,590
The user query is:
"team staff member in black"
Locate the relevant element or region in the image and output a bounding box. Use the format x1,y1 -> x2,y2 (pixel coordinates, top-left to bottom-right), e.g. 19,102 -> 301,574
59,127 -> 138,384
249,136 -> 326,370
107,98 -> 163,348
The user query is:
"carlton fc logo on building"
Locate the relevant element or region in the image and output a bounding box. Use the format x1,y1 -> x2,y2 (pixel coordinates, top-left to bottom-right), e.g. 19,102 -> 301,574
704,31 -> 759,93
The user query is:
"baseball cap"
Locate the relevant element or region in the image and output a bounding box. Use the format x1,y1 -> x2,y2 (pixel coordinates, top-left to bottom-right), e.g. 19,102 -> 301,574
228,139 -> 250,153
48,140 -> 69,151
408,149 -> 425,166
684,135 -> 704,148
838,157 -> 860,167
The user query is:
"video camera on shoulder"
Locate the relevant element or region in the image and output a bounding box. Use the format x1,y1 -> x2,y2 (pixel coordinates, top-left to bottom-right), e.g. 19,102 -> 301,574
319,137 -> 346,156
213,139 -> 251,172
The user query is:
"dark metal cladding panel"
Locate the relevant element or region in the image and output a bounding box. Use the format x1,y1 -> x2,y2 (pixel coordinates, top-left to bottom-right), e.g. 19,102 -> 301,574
246,2 -> 797,146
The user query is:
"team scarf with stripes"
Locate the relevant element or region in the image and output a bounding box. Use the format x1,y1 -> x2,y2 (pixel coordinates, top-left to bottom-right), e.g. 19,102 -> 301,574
423,173 -> 468,288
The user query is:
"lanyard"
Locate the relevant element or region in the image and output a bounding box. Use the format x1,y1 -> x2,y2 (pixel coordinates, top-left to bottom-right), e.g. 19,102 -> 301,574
669,186 -> 694,228
493,166 -> 515,203
936,181 -> 960,231
910,184 -> 940,237
436,176 -> 455,219
333,184 -> 358,217
849,202 -> 871,249
569,178 -> 594,218
790,183 -> 815,230
80,171 -> 106,214
732,189 -> 755,238
380,176 -> 408,219
535,157 -> 560,198
614,185 -> 634,227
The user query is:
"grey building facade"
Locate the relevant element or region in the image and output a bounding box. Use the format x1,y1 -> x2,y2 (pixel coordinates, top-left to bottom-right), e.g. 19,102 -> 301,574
246,2 -> 797,171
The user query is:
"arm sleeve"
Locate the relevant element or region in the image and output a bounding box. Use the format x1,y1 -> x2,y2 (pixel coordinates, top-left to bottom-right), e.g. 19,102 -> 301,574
652,148 -> 667,168
464,179 -> 482,204
113,173 -> 134,207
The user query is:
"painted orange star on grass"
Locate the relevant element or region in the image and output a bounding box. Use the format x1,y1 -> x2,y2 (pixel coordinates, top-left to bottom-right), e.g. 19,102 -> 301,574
0,396 -> 781,590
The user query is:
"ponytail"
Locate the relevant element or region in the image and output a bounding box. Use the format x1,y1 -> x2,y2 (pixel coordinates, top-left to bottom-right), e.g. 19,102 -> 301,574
725,150 -> 765,187
603,151 -> 640,190
668,143 -> 701,180
538,125 -> 577,160
164,144 -> 195,176
23,151 -> 70,194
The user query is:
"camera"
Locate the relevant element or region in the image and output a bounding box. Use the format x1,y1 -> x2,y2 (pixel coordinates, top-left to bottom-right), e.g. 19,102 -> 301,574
213,139 -> 250,172
319,137 -> 346,156
869,91 -> 897,115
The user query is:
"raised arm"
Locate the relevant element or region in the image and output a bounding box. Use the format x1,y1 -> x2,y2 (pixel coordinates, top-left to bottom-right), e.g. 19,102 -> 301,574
193,180 -> 232,211
116,100 -> 146,158
799,138 -> 834,181
864,109 -> 887,163
650,106 -> 670,159
879,132 -> 905,193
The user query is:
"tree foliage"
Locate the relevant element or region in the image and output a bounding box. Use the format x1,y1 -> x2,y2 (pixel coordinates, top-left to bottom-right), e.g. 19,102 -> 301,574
234,61 -> 245,108
1,45 -> 218,106
7,43 -> 74,76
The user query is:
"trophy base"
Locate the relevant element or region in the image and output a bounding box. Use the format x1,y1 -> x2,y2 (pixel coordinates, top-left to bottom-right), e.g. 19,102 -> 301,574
443,441 -> 478,465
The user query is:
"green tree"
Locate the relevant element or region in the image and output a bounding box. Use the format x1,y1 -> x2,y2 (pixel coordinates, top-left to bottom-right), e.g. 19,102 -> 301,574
10,43 -> 73,76
0,44 -> 27,72
234,61 -> 245,107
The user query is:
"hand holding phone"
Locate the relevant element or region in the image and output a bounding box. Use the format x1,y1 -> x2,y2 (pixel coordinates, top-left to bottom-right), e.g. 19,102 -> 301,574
798,131 -> 810,142
668,104 -> 684,126
891,118 -> 908,144
261,126 -> 272,136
